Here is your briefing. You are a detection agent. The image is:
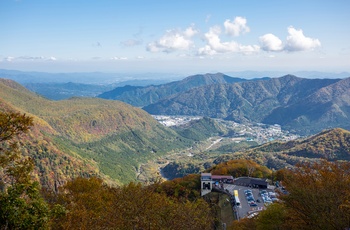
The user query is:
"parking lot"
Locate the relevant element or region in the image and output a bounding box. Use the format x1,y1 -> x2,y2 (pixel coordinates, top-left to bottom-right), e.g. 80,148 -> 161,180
224,184 -> 273,219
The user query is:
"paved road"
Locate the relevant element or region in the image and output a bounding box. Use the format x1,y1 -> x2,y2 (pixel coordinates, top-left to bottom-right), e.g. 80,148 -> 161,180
224,184 -> 266,219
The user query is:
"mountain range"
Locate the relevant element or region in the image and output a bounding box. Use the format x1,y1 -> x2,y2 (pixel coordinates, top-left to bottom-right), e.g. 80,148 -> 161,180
98,73 -> 250,106
4,69 -> 349,136
143,75 -> 350,135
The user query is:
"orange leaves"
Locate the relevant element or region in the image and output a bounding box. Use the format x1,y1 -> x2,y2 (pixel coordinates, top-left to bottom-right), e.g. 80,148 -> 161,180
277,160 -> 350,229
209,159 -> 272,178
54,177 -> 213,230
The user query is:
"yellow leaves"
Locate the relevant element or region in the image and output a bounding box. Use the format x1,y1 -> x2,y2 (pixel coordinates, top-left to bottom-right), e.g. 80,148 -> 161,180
209,159 -> 272,178
278,160 -> 350,229
54,177 -> 213,230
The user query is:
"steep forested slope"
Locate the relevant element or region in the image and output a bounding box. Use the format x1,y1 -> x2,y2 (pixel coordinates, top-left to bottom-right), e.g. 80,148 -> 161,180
263,77 -> 350,133
0,78 -> 192,189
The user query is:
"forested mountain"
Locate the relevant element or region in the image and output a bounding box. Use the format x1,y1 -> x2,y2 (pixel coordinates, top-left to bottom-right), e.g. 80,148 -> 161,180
263,77 -> 350,133
144,75 -> 349,135
214,128 -> 350,169
0,78 -> 192,190
98,73 -> 247,106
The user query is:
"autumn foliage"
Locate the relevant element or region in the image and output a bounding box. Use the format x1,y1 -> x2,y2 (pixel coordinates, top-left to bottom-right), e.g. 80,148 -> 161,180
230,160 -> 350,230
0,111 -> 51,229
208,159 -> 272,178
52,177 -> 214,230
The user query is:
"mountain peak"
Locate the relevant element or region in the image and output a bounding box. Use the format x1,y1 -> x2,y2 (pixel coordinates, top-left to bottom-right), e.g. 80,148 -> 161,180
278,74 -> 302,82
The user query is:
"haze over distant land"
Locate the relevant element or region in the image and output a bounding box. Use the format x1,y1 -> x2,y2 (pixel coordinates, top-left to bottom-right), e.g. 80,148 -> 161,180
0,0 -> 349,74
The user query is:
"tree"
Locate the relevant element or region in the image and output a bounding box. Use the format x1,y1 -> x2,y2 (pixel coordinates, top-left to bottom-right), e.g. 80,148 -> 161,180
54,177 -> 214,230
229,217 -> 257,230
280,160 -> 350,230
53,177 -> 114,230
233,160 -> 350,230
0,111 -> 50,229
255,203 -> 287,230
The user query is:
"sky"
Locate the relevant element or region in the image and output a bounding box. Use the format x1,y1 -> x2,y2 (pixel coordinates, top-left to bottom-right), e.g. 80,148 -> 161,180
0,0 -> 349,74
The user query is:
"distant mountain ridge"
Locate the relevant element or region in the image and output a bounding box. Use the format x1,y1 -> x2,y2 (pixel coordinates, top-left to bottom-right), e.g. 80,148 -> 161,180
98,73 -> 248,106
144,75 -> 349,135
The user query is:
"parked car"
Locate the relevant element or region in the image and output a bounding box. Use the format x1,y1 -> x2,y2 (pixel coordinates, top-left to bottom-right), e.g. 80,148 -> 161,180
249,201 -> 258,206
269,192 -> 279,202
244,189 -> 252,195
260,190 -> 268,196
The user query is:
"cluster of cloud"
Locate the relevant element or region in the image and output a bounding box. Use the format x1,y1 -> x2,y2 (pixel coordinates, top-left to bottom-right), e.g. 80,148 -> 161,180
224,16 -> 250,37
198,23 -> 259,56
2,56 -> 57,62
259,26 -> 321,52
147,26 -> 199,53
147,16 -> 321,56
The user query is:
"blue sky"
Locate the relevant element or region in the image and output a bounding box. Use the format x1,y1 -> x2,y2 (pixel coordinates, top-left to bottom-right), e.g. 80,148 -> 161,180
0,0 -> 349,74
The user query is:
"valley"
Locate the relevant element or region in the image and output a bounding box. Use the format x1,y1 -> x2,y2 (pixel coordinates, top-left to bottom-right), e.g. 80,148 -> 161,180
137,115 -> 299,182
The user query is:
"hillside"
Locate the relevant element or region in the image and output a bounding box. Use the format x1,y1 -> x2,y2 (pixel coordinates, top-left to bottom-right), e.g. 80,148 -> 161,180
215,128 -> 350,169
158,128 -> 350,180
171,117 -> 227,141
144,75 -> 347,135
0,78 -> 192,189
263,77 -> 350,134
257,128 -> 350,159
98,73 -> 247,106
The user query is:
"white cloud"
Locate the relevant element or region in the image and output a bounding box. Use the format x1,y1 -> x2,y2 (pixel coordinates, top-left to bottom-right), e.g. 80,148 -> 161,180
284,26 -> 321,52
110,56 -> 128,60
224,16 -> 250,37
259,27 -> 321,52
48,56 -> 57,61
147,26 -> 199,53
3,56 -> 15,62
259,33 -> 284,51
183,26 -> 198,38
198,45 -> 217,56
198,26 -> 259,56
18,56 -> 45,60
2,56 -> 57,61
